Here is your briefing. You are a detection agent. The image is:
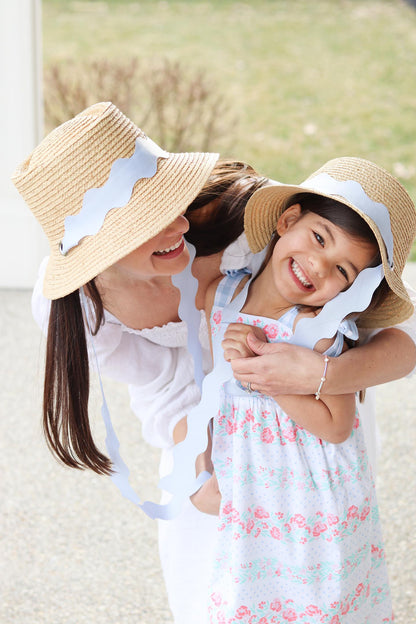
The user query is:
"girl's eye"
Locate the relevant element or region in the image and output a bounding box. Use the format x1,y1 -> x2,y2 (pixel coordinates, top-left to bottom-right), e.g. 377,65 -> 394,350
337,265 -> 348,281
314,232 -> 324,246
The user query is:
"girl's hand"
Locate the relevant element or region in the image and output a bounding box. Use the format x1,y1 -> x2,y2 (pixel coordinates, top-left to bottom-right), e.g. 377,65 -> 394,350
190,472 -> 221,516
222,323 -> 268,361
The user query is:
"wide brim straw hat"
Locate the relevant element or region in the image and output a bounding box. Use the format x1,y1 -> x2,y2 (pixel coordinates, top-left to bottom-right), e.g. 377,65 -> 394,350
12,101 -> 219,299
244,157 -> 416,328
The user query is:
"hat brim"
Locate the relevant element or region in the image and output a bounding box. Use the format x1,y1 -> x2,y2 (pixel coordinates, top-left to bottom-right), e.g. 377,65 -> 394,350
244,184 -> 414,328
43,151 -> 219,299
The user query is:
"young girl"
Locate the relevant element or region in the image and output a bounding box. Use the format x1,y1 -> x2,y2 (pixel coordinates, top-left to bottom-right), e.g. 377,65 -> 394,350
193,157 -> 416,622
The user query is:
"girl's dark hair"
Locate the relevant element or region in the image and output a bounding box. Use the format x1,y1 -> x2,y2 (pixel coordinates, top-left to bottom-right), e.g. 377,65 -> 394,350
265,192 -> 389,317
42,159 -> 269,474
43,279 -> 112,474
186,159 -> 269,256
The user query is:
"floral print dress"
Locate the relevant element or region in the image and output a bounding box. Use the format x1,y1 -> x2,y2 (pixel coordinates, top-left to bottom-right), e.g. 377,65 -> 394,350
208,271 -> 393,624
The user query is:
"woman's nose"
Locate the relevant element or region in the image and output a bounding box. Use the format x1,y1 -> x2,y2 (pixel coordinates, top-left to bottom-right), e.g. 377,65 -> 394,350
167,214 -> 190,235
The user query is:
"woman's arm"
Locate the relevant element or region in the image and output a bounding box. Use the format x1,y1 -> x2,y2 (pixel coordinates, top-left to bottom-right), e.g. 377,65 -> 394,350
227,327 -> 416,396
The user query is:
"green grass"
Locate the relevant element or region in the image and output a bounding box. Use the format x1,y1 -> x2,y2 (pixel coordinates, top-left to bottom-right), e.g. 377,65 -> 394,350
42,0 -> 416,259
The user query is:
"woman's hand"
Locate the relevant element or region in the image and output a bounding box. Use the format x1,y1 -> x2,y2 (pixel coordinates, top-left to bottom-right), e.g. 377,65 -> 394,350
222,323 -> 268,361
229,331 -> 324,396
230,327 -> 416,397
190,472 -> 221,516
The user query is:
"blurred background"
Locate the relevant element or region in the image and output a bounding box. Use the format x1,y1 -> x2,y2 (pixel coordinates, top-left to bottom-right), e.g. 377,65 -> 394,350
1,2 -> 416,623
2,0 -> 416,289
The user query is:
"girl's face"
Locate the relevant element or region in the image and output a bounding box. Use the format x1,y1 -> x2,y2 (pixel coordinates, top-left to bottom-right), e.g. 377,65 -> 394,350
106,214 -> 191,282
270,204 -> 378,308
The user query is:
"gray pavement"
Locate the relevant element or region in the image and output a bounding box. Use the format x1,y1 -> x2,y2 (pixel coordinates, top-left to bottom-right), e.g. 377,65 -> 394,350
1,266 -> 416,623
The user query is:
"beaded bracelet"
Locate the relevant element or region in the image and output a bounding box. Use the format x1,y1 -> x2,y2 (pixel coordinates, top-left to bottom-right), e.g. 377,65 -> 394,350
315,356 -> 329,400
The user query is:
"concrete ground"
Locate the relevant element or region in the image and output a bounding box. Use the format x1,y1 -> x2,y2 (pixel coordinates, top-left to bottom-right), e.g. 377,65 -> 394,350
1,265 -> 416,623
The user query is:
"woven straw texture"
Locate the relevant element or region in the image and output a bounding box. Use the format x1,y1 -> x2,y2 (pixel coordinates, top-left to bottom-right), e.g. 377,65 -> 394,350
244,157 -> 416,328
12,102 -> 218,299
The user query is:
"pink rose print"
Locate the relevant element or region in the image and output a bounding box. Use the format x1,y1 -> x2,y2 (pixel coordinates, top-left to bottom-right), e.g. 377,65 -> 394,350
312,522 -> 328,537
360,506 -> 370,521
327,513 -> 339,525
235,606 -> 251,619
347,505 -> 359,520
254,506 -> 270,519
283,427 -> 297,442
282,608 -> 297,621
264,323 -> 278,339
226,419 -> 238,434
261,427 -> 275,444
270,526 -> 282,540
340,600 -> 350,615
330,617 -> 341,624
258,618 -> 268,624
270,599 -> 282,612
210,592 -> 222,606
305,605 -> 322,616
245,408 -> 255,423
291,514 -> 306,528
212,310 -> 222,325
355,583 -> 365,596
246,518 -> 255,534
222,501 -> 233,515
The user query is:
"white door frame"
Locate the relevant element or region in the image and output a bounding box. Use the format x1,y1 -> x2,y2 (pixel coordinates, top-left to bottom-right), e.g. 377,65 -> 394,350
0,0 -> 46,290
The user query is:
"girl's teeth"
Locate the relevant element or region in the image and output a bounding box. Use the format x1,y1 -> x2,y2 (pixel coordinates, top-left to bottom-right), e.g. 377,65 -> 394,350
292,260 -> 312,287
154,238 -> 183,255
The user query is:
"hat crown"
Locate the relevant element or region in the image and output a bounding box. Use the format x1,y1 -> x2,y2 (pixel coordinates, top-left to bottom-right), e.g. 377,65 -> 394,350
12,102 -> 143,241
305,157 -> 416,277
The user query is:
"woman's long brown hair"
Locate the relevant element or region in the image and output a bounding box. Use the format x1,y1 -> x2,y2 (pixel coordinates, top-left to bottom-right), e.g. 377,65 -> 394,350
43,280 -> 112,474
42,159 -> 269,474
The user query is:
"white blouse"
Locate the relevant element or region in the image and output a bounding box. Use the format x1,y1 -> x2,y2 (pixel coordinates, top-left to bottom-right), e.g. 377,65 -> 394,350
32,235 -> 416,451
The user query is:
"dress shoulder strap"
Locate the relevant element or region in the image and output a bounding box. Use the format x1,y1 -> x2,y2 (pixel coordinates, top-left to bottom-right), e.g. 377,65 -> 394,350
213,269 -> 251,309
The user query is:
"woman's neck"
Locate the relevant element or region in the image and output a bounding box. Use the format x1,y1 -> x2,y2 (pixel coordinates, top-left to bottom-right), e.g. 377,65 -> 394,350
95,272 -> 181,330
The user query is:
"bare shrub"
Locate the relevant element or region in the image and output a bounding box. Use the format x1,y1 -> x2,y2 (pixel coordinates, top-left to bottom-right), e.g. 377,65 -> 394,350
43,57 -> 236,152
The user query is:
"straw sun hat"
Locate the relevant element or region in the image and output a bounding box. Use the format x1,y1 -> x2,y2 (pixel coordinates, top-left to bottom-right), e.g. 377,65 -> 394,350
12,101 -> 219,299
244,157 -> 416,328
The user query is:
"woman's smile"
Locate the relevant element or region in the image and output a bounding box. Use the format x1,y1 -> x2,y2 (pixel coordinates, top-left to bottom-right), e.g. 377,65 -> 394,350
153,237 -> 185,259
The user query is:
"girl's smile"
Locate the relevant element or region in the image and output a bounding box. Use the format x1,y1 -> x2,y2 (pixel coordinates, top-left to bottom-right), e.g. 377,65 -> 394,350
289,258 -> 314,290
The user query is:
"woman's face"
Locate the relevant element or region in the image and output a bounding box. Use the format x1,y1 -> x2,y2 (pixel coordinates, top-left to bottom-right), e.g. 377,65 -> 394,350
106,214 -> 191,282
270,204 -> 378,308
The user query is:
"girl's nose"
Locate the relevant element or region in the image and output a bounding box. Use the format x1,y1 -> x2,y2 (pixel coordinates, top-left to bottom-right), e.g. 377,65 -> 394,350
308,253 -> 328,278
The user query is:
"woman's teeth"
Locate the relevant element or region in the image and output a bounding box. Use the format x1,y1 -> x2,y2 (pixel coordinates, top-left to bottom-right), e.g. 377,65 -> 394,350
291,260 -> 312,288
154,238 -> 183,255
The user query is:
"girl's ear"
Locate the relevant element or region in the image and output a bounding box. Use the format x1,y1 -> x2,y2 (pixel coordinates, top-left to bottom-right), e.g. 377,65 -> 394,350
276,204 -> 302,236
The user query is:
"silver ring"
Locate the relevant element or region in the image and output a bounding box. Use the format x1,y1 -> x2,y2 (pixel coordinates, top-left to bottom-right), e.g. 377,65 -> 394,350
246,381 -> 252,394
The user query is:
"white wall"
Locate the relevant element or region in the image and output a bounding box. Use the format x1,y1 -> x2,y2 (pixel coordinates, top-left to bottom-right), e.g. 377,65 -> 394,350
0,0 -> 47,289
